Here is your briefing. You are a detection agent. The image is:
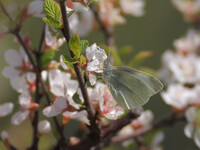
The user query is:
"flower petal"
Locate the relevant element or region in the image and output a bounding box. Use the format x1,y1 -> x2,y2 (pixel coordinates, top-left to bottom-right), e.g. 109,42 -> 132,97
5,49 -> 22,67
11,110 -> 30,125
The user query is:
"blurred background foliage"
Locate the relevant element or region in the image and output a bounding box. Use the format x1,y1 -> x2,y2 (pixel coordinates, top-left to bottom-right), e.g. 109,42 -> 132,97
0,0 -> 198,149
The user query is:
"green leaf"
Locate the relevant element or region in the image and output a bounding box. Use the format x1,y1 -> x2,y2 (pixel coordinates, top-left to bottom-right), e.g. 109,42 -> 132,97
80,40 -> 89,55
72,92 -> 83,105
118,46 -> 133,59
128,51 -> 152,67
68,9 -> 76,17
43,17 -> 61,28
80,55 -> 86,65
43,0 -> 62,28
39,49 -> 55,67
69,33 -> 81,59
63,54 -> 78,64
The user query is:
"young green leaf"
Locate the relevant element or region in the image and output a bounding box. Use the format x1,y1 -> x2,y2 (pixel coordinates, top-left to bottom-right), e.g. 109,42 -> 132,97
63,54 -> 78,64
80,55 -> 86,65
69,33 -> 81,59
67,9 -> 76,17
80,40 -> 89,55
38,49 -> 55,67
72,92 -> 83,105
128,51 -> 152,67
43,0 -> 62,28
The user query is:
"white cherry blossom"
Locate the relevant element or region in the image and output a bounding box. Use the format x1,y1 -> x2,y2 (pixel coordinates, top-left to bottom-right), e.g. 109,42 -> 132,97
99,0 -> 125,26
120,0 -> 145,17
161,84 -> 199,110
63,110 -> 90,125
38,120 -> 51,134
49,69 -> 78,97
161,50 -> 200,84
0,103 -> 14,118
43,96 -> 67,117
45,26 -> 66,50
184,106 -> 200,148
1,131 -> 9,141
86,44 -> 107,85
2,48 -> 33,93
99,84 -> 124,120
11,92 -> 38,125
69,3 -> 94,36
174,29 -> 200,55
131,110 -> 154,129
27,0 -> 44,18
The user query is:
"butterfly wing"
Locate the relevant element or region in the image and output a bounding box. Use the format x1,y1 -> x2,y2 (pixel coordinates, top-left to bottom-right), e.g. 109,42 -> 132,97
105,66 -> 163,109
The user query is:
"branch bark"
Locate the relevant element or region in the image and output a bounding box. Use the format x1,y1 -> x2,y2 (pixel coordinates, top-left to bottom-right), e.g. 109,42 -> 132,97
59,0 -> 100,141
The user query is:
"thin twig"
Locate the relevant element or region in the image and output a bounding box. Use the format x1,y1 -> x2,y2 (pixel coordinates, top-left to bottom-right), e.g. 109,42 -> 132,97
59,0 -> 100,141
40,79 -> 69,150
38,23 -> 46,53
90,5 -> 114,47
12,21 -> 68,150
111,111 -> 185,145
70,110 -> 139,150
0,0 -> 13,22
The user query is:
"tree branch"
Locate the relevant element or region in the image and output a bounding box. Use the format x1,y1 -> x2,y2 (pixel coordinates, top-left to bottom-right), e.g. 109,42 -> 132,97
90,5 -> 114,47
11,21 -> 68,150
111,111 -> 185,145
0,0 -> 13,22
59,0 -> 100,141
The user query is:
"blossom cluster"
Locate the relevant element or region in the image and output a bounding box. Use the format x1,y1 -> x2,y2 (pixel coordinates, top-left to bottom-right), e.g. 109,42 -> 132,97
0,0 -> 162,149
14,0 -> 145,36
172,0 -> 200,23
159,28 -> 200,147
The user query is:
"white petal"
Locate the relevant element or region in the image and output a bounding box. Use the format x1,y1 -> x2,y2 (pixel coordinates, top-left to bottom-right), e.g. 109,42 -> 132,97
60,55 -> 68,70
87,60 -> 100,72
5,49 -> 22,67
26,72 -> 36,83
151,131 -> 164,146
11,110 -> 30,125
38,120 -> 51,134
45,25 -> 54,46
0,103 -> 14,117
2,66 -> 20,79
89,73 -> 97,86
27,0 -> 44,18
10,76 -> 28,93
19,93 -> 31,108
41,70 -> 48,81
63,110 -> 90,125
1,131 -> 9,141
43,105 -> 61,117
117,125 -> 134,137
194,129 -> 200,148
184,123 -> 194,138
54,97 -> 67,111
86,43 -> 97,61
185,107 -> 197,122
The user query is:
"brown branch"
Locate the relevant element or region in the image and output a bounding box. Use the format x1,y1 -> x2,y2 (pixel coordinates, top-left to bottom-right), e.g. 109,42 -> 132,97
0,0 -> 13,22
70,110 -> 139,150
111,111 -> 185,145
12,21 -> 68,150
59,0 -> 100,141
90,5 -> 114,47
40,79 -> 69,149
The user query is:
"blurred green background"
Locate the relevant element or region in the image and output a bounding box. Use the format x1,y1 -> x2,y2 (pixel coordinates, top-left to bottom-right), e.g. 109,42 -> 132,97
0,0 -> 198,149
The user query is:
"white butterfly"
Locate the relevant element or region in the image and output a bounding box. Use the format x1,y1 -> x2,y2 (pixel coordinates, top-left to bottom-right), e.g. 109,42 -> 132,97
102,60 -> 163,110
